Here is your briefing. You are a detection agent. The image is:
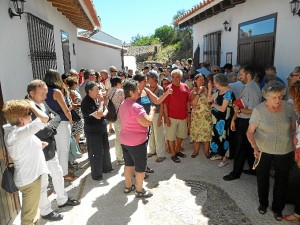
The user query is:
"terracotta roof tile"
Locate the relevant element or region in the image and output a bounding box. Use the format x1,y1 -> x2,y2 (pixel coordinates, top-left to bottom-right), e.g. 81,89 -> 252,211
174,0 -> 215,25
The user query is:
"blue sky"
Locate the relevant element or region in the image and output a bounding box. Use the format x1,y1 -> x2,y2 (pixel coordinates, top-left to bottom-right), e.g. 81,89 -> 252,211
94,1 -> 202,43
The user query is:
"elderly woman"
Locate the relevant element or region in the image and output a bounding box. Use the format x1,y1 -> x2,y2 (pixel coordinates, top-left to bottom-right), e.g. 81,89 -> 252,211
81,81 -> 113,181
282,80 -> 300,223
66,77 -> 84,143
119,79 -> 155,198
247,81 -> 297,221
3,99 -> 49,225
107,76 -> 125,165
207,74 -> 235,167
44,69 -> 74,181
190,74 -> 212,158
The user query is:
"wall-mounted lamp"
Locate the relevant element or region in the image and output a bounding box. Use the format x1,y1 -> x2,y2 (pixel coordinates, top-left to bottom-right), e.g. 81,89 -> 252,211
223,20 -> 231,32
8,0 -> 26,19
290,0 -> 300,16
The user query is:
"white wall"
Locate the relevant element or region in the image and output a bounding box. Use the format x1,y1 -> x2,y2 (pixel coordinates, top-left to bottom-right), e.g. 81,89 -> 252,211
191,0 -> 300,81
0,0 -> 78,101
124,56 -> 137,71
77,40 -> 122,71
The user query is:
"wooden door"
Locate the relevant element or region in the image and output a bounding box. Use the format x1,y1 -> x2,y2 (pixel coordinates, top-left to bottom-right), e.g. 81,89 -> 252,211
0,83 -> 20,225
238,34 -> 274,73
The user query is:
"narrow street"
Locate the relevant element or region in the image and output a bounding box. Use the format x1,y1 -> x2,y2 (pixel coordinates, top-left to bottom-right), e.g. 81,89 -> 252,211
13,134 -> 294,225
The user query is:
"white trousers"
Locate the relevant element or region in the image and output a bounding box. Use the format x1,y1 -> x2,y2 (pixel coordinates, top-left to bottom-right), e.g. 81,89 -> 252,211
113,119 -> 123,161
54,121 -> 71,176
148,113 -> 166,158
39,153 -> 68,216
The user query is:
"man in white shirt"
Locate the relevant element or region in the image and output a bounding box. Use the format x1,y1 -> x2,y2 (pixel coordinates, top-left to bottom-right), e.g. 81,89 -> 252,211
27,80 -> 80,221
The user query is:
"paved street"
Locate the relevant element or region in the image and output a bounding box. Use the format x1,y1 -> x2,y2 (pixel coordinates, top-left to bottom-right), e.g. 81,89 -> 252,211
13,134 -> 294,225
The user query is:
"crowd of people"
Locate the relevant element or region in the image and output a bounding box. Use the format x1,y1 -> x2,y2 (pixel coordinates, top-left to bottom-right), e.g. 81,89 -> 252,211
2,60 -> 300,224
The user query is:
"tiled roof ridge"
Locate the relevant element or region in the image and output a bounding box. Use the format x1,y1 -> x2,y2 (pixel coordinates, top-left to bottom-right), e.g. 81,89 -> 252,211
174,0 -> 215,25
83,0 -> 101,27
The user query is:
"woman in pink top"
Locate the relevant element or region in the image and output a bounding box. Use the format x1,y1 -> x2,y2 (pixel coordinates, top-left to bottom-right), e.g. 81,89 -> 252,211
119,79 -> 155,198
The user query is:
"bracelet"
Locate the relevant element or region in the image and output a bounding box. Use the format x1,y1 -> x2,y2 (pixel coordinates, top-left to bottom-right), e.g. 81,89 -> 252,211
188,111 -> 191,114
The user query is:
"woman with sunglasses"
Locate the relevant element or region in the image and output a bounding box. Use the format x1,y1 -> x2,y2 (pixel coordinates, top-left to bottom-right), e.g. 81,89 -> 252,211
3,99 -> 49,225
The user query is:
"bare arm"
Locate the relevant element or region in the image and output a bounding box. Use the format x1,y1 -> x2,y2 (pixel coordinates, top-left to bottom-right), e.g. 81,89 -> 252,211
163,103 -> 171,127
70,91 -> 80,109
53,89 -> 72,123
144,87 -> 172,104
212,99 -> 229,112
137,106 -> 156,127
246,124 -> 260,158
91,93 -> 106,119
29,100 -> 49,123
157,103 -> 164,127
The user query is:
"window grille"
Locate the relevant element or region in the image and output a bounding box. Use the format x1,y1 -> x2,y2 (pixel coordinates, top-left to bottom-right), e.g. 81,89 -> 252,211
203,31 -> 221,66
26,13 -> 57,80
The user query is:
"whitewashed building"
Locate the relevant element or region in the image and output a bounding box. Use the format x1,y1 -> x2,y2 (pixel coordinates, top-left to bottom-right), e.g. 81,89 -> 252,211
174,0 -> 300,82
0,1 -> 122,224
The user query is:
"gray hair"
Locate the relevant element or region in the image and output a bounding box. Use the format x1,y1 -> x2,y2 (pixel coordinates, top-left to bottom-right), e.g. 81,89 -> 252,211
262,81 -> 286,98
227,72 -> 237,83
69,69 -> 77,75
213,73 -> 228,87
292,66 -> 300,75
123,79 -> 138,98
171,69 -> 183,78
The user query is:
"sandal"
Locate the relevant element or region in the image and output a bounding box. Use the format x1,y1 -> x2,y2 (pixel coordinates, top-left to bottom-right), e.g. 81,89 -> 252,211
145,167 -> 154,173
135,188 -> 153,198
258,205 -> 267,215
124,184 -> 135,194
156,157 -> 166,162
191,154 -> 198,158
273,212 -> 283,221
283,213 -> 300,223
171,156 -> 181,163
176,151 -> 186,158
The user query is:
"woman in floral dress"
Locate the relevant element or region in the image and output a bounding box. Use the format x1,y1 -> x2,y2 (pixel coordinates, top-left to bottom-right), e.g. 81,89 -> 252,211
66,77 -> 84,142
190,74 -> 212,158
207,74 -> 235,167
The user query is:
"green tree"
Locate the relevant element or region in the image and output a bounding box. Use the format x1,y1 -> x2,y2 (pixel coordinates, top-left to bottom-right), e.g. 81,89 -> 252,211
131,34 -> 160,46
154,25 -> 176,47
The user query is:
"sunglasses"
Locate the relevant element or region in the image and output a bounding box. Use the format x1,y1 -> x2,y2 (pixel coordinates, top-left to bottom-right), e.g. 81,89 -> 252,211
24,111 -> 32,117
290,73 -> 300,77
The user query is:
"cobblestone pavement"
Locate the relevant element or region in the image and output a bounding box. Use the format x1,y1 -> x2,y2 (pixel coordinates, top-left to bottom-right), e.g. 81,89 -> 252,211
13,134 -> 294,225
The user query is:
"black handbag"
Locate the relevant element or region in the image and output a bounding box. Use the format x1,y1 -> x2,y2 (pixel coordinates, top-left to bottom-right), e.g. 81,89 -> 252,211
1,162 -> 18,194
71,109 -> 81,122
106,91 -> 119,123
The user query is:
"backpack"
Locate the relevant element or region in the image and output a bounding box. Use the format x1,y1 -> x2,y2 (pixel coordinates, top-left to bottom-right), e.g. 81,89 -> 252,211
106,91 -> 118,122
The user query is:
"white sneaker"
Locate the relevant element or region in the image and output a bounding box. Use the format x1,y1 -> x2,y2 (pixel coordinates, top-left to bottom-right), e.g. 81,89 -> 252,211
210,155 -> 222,161
218,161 -> 229,168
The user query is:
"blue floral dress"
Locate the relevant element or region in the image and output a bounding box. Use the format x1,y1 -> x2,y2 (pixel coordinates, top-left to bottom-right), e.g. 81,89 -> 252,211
210,90 -> 235,157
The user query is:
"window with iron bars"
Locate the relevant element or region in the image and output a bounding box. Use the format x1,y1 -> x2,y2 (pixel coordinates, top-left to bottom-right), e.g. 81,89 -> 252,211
26,13 -> 57,80
203,31 -> 221,66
